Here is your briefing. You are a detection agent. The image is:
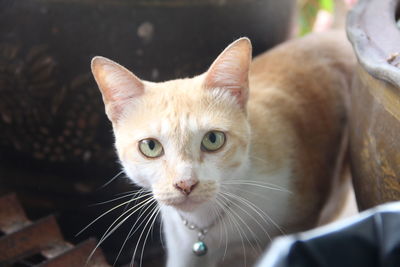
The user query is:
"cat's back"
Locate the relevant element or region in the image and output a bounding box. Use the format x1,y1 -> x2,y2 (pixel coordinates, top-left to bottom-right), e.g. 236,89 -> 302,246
248,30 -> 355,145
250,31 -> 354,86
248,31 -> 355,152
249,31 -> 354,97
247,31 -> 356,231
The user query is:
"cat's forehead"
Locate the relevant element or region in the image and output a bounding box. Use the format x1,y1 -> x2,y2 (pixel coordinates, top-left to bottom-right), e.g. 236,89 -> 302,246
140,78 -> 220,119
144,78 -> 204,108
118,77 -> 242,139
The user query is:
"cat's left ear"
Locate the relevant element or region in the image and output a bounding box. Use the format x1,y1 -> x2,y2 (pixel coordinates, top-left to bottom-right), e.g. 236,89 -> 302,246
204,38 -> 252,109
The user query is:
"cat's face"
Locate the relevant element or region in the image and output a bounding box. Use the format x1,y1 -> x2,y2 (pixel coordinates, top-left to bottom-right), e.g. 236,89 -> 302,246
92,38 -> 252,212
113,79 -> 251,211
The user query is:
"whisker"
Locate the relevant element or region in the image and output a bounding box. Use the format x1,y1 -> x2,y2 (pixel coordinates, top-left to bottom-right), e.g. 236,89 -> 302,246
218,193 -> 262,253
215,204 -> 225,250
98,197 -> 155,246
113,199 -> 158,266
99,170 -> 125,189
127,202 -> 158,240
159,213 -> 165,251
114,188 -> 151,197
86,197 -> 155,264
223,179 -> 289,189
222,191 -> 285,235
88,192 -> 139,207
214,198 -> 229,261
139,207 -> 161,267
249,155 -> 273,165
122,188 -> 148,213
221,185 -> 271,202
76,192 -> 153,236
221,181 -> 292,194
216,196 -> 248,267
220,191 -> 272,242
130,204 -> 160,267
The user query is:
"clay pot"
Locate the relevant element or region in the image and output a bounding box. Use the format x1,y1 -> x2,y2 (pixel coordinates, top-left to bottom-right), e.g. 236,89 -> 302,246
347,0 -> 400,210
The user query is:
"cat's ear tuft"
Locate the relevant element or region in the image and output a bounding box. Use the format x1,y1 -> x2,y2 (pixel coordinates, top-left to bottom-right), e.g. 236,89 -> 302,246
204,37 -> 252,108
91,56 -> 144,122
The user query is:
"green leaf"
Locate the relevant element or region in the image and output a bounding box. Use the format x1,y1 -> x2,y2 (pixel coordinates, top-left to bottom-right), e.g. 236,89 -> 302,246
319,0 -> 334,12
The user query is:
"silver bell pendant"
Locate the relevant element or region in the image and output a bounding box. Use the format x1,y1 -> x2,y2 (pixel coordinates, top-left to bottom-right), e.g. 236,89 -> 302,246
192,241 -> 208,256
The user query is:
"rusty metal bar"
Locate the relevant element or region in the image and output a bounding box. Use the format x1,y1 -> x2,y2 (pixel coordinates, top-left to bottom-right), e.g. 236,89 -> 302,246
0,193 -> 110,266
39,238 -> 110,267
0,215 -> 63,262
0,193 -> 30,234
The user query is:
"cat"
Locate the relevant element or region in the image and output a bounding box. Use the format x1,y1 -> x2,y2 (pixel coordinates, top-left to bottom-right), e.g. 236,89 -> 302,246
91,30 -> 355,267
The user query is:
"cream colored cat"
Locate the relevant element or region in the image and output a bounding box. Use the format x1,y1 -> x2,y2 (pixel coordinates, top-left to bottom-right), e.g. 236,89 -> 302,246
91,31 -> 355,267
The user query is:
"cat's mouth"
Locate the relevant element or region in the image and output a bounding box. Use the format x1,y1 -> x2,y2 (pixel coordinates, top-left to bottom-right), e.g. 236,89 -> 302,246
153,181 -> 218,211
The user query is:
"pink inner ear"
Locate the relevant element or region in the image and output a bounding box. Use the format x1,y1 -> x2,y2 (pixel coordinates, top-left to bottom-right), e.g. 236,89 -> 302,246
91,56 -> 144,121
229,86 -> 247,108
231,89 -> 242,98
203,38 -> 252,108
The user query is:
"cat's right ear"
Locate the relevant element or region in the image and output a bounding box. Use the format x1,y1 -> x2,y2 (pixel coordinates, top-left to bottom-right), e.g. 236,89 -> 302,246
91,56 -> 144,122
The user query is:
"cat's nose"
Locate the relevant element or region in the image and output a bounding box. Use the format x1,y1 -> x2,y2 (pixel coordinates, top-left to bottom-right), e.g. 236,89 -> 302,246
174,178 -> 199,196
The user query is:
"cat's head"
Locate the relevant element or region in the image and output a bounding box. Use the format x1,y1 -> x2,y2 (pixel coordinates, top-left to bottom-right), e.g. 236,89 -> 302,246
92,38 -> 252,212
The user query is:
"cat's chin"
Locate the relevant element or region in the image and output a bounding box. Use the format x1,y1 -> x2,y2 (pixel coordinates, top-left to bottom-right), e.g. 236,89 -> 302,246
160,197 -> 208,212
172,199 -> 203,212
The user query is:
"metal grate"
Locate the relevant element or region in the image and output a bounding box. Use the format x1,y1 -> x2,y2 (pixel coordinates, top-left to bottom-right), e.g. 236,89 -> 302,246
0,193 -> 110,267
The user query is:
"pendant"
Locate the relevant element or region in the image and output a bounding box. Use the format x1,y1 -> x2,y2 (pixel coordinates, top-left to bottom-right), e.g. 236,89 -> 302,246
192,241 -> 208,256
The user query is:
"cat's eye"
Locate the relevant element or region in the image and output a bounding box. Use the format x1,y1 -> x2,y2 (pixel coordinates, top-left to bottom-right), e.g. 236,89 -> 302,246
201,131 -> 226,152
138,138 -> 164,158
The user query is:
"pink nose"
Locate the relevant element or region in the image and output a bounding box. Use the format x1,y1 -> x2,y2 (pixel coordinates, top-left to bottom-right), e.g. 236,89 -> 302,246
174,179 -> 199,196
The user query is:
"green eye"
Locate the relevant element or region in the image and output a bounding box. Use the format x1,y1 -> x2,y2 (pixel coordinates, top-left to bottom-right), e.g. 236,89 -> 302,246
201,131 -> 226,152
139,138 -> 164,158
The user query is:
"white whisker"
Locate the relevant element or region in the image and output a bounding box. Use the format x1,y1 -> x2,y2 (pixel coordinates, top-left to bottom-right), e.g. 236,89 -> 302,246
77,192 -> 153,236
221,185 -> 271,202
249,156 -> 275,166
218,193 -> 262,253
216,196 -> 248,267
130,204 -> 160,267
222,180 -> 292,194
86,197 -> 155,264
220,191 -> 272,242
122,188 -> 149,213
114,188 -> 151,197
159,214 -> 165,250
113,199 -> 158,266
222,191 -> 285,235
89,192 -> 138,207
98,197 -> 155,246
139,207 -> 161,267
214,198 -> 229,261
223,179 -> 289,189
210,203 -> 223,249
99,170 -> 125,189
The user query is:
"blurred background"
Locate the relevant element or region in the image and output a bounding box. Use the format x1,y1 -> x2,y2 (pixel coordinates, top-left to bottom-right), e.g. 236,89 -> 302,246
0,0 -> 355,266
